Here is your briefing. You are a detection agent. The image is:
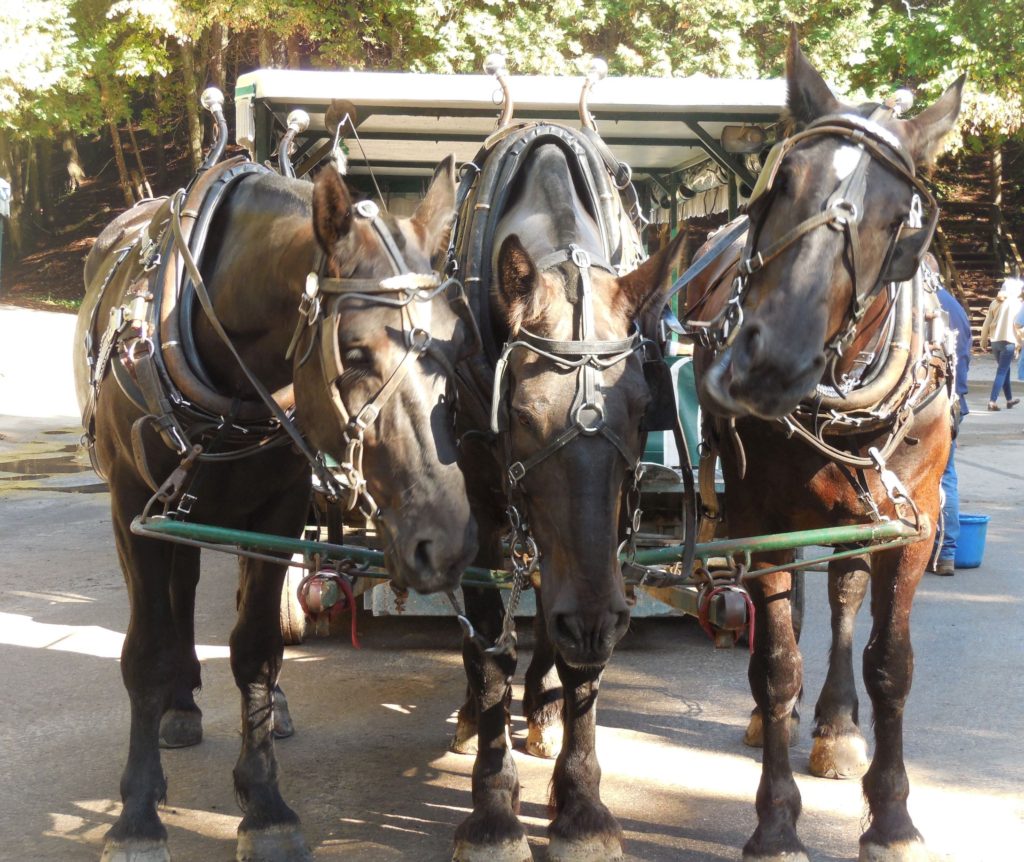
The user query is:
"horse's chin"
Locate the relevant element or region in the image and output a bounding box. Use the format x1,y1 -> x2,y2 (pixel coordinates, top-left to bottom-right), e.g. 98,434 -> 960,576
700,348 -> 748,418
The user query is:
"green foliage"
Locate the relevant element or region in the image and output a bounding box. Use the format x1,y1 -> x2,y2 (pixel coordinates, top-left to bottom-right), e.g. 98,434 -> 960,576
1,0 -> 1022,167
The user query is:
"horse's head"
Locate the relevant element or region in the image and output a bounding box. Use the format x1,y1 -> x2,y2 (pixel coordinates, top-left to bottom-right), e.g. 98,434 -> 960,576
296,157 -> 477,593
702,31 -> 963,419
494,228 -> 685,667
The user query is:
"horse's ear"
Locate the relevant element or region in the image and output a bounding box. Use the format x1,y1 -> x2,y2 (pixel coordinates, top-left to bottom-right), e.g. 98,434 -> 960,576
496,234 -> 539,332
412,154 -> 457,258
785,28 -> 840,125
902,75 -> 965,167
617,229 -> 687,336
312,166 -> 354,254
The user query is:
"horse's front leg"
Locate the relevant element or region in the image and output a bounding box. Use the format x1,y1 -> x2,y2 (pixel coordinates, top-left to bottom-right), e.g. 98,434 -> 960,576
232,490 -> 312,862
809,553 -> 870,779
523,587 -> 563,759
453,583 -> 529,862
744,565 -> 808,862
159,545 -> 204,749
857,540 -> 930,862
547,656 -> 621,861
103,479 -> 179,862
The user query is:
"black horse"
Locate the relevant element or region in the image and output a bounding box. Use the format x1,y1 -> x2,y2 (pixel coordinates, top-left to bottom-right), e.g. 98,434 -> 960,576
74,155 -> 477,861
687,33 -> 963,862
448,126 -> 685,861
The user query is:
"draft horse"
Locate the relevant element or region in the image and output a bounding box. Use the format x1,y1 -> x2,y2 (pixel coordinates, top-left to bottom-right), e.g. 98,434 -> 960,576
447,124 -> 685,861
74,151 -> 477,861
687,34 -> 963,862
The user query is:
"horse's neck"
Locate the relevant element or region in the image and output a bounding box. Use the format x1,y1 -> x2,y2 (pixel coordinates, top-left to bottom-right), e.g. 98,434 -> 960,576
195,210 -> 315,393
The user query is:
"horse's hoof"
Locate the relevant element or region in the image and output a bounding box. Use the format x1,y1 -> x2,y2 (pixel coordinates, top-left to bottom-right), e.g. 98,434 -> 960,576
743,712 -> 800,748
808,732 -> 869,779
525,721 -> 561,760
236,824 -> 312,861
273,693 -> 295,740
742,853 -> 810,862
101,839 -> 171,862
859,839 -> 929,862
450,718 -> 478,755
546,834 -> 622,862
452,835 -> 532,862
159,709 -> 203,749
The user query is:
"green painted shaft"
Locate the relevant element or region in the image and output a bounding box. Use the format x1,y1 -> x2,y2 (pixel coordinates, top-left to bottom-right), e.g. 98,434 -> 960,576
133,515 -> 920,587
131,517 -> 508,586
631,519 -> 920,566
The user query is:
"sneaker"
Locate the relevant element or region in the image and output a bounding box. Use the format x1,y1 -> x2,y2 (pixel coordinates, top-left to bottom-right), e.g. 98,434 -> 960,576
1008,398 -> 1021,409
988,401 -> 1001,411
934,558 -> 955,576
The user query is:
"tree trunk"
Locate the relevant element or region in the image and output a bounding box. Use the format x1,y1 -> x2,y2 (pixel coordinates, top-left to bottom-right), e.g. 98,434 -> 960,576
180,39 -> 204,171
36,139 -> 55,226
151,81 -> 167,189
0,129 -> 24,257
990,145 -> 1003,271
99,78 -> 134,206
62,130 -> 86,192
286,32 -> 302,69
126,123 -> 152,198
108,121 -> 134,207
258,30 -> 274,67
208,22 -> 229,92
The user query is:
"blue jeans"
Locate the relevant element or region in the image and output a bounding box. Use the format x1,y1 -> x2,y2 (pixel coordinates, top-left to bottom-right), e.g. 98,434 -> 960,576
990,341 -> 1015,402
1018,349 -> 1024,381
935,439 -> 959,562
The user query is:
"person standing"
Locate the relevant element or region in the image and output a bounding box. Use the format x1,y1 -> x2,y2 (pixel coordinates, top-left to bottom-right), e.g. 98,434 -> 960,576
979,276 -> 1023,410
932,282 -> 972,576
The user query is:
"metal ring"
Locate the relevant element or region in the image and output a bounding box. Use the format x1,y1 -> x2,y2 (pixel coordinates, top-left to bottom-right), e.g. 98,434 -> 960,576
353,199 -> 379,220
573,402 -> 604,434
406,327 -> 432,351
126,337 -> 153,364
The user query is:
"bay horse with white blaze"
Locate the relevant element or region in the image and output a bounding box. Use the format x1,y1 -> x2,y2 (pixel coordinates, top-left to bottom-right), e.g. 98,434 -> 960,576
686,34 -> 963,862
448,124 -> 685,862
75,153 -> 477,862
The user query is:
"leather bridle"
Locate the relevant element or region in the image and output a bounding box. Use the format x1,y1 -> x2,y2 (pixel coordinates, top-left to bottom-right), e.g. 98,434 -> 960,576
490,245 -> 647,486
292,198 -> 479,514
688,109 -> 938,387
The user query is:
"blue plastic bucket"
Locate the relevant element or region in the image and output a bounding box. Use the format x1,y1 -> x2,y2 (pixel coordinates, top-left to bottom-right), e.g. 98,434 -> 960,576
954,513 -> 990,569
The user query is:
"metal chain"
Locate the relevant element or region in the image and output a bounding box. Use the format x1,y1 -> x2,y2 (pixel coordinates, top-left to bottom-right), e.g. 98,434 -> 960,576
486,503 -> 539,656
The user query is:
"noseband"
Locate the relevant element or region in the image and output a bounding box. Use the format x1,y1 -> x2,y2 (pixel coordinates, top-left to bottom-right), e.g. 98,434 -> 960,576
293,199 -> 478,514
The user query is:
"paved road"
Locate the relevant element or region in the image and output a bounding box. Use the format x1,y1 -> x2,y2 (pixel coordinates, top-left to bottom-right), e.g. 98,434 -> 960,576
1,304 -> 1022,861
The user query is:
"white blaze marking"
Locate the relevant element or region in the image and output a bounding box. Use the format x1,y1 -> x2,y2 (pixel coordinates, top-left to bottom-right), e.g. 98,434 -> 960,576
833,145 -> 861,181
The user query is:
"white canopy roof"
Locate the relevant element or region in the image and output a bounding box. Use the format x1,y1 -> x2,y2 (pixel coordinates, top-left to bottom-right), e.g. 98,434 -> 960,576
234,68 -> 787,180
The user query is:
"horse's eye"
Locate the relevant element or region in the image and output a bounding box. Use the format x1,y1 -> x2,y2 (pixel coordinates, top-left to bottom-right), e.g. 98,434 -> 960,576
514,407 -> 536,430
342,346 -> 372,366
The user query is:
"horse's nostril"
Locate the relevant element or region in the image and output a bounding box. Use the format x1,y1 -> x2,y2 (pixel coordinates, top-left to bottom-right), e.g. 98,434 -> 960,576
414,539 -> 434,573
555,614 -> 582,645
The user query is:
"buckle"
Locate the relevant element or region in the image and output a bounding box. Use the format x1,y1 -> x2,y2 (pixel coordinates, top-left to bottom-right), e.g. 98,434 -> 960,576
508,461 -> 526,485
571,246 -> 591,269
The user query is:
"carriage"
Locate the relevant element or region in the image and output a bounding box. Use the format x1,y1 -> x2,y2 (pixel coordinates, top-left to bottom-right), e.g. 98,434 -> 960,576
79,39 -> 958,862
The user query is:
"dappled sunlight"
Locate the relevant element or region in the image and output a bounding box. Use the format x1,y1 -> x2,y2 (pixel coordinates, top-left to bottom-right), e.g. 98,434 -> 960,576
7,590 -> 95,604
916,588 -> 1022,604
0,612 -> 229,660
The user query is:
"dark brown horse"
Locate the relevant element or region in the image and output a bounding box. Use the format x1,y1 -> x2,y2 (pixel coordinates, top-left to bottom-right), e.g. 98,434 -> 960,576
686,34 -> 963,862
74,157 -> 477,862
448,130 -> 685,861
